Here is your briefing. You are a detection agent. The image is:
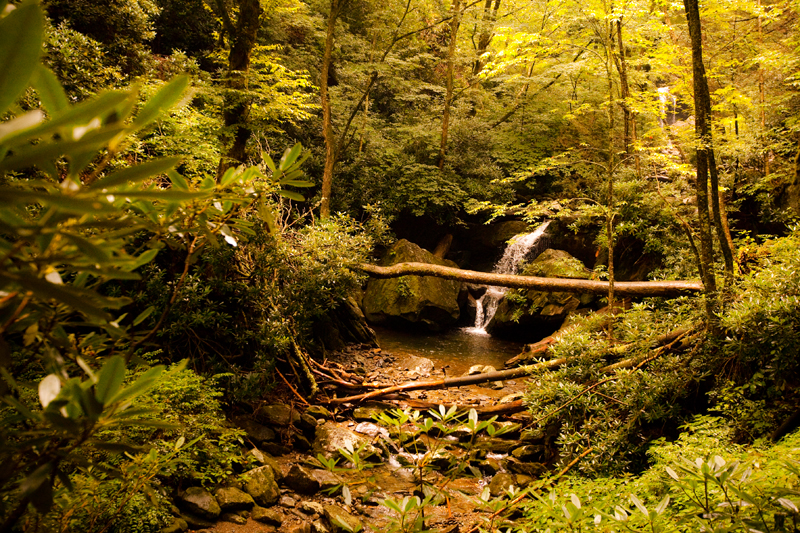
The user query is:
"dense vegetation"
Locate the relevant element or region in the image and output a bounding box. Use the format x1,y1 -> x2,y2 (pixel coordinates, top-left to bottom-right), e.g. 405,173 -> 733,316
1,0 -> 799,530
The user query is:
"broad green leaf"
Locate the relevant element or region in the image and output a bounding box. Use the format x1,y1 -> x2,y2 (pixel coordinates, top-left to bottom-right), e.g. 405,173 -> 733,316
0,110 -> 43,143
133,76 -> 189,130
90,156 -> 182,190
278,143 -> 302,171
61,233 -> 109,263
278,190 -> 305,202
0,1 -> 42,114
108,365 -> 164,404
133,305 -> 156,326
5,272 -> 110,318
0,189 -> 116,215
117,190 -> 208,202
128,248 -> 160,270
95,356 -> 126,404
282,179 -> 314,187
167,169 -> 190,191
31,65 -> 68,114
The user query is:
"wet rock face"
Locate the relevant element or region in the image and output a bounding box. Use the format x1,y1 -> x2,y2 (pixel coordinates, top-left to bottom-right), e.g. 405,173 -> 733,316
363,239 -> 461,331
214,487 -> 255,511
177,487 -> 221,520
487,249 -> 595,341
284,464 -> 321,494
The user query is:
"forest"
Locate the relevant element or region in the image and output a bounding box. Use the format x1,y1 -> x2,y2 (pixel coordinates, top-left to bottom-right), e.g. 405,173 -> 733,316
1,0 -> 800,531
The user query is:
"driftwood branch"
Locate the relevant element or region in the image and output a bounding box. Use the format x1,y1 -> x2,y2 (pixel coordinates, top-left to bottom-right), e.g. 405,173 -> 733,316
325,357 -> 569,404
358,262 -> 703,298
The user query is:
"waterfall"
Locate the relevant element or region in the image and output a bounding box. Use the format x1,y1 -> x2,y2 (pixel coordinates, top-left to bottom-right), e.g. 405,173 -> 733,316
657,86 -> 677,127
465,221 -> 551,335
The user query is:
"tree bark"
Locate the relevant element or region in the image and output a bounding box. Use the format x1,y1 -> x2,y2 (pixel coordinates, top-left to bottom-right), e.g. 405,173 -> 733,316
358,262 -> 703,297
472,0 -> 501,76
215,0 -> 264,181
319,0 -> 343,219
439,0 -> 462,169
683,0 -> 721,323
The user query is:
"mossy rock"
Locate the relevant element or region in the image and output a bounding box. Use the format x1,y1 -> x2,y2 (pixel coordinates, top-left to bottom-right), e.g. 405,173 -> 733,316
363,239 -> 460,331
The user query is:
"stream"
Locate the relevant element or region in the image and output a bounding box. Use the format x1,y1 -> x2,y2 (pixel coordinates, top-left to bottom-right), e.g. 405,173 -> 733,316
373,326 -> 523,377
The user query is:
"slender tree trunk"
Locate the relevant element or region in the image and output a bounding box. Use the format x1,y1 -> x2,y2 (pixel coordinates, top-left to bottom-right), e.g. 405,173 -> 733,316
319,0 -> 341,219
472,0 -> 501,76
215,0 -> 263,181
439,0 -> 462,170
606,21 -> 616,340
615,19 -> 640,177
684,0 -> 725,324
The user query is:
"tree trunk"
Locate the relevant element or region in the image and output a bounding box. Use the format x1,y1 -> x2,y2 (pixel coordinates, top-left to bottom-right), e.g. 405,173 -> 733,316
319,0 -> 342,219
439,0 -> 462,170
606,20 -> 616,338
683,0 -> 721,324
215,0 -> 263,181
357,262 -> 703,297
472,0 -> 501,76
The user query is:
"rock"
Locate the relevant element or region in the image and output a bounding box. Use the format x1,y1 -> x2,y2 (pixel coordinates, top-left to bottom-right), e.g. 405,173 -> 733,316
299,413 -> 319,432
284,464 -> 321,494
352,407 -> 383,421
248,449 -> 285,481
252,505 -> 284,525
214,486 -> 255,511
262,442 -> 291,456
280,495 -> 297,507
323,504 -> 363,533
473,437 -> 518,454
291,430 -> 313,452
287,522 -> 313,533
405,355 -> 434,379
488,473 -> 517,497
161,518 -> 188,533
487,249 -> 594,341
353,421 -> 389,439
244,465 -> 280,506
306,405 -> 333,420
220,512 -> 247,524
520,428 -> 546,443
312,519 -> 330,533
311,469 -> 342,491
233,416 -> 277,444
257,404 -> 301,427
363,239 -> 461,331
511,444 -> 545,462
179,512 -> 214,530
505,458 -> 547,477
177,487 -> 220,520
499,392 -> 525,404
300,501 -> 325,515
312,421 -> 382,462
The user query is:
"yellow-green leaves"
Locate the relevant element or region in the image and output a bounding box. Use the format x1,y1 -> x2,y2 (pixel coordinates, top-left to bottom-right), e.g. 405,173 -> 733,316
0,1 -> 43,114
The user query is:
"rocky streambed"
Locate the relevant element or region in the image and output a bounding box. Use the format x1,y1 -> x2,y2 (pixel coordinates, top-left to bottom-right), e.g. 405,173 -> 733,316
163,346 -> 559,533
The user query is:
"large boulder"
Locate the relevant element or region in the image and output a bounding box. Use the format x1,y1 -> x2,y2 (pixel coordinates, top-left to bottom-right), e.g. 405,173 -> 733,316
312,421 -> 382,462
244,465 -> 280,506
363,239 -> 461,331
486,249 -> 595,341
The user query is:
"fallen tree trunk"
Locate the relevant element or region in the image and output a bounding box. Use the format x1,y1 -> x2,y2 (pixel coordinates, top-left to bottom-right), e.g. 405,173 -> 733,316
358,262 -> 703,297
325,357 -> 569,404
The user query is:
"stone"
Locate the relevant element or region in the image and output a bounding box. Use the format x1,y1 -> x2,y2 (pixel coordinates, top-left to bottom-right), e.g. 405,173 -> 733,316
306,405 -> 333,420
280,495 -> 297,507
284,464 -> 321,494
214,486 -> 255,511
312,519 -> 330,533
488,473 -> 517,497
352,407 -> 383,421
299,413 -> 319,432
252,505 -> 284,525
405,355 -> 434,379
505,458 -> 547,478
161,518 -> 188,533
248,448 -> 285,481
287,523 -> 313,533
257,404 -> 301,427
363,239 -> 461,331
244,465 -> 281,506
232,416 -> 276,444
311,469 -> 343,491
300,501 -> 325,515
312,421 -> 382,462
177,487 -> 220,520
486,249 -> 594,341
511,444 -> 545,462
220,512 -> 247,524
473,437 -> 518,454
353,421 -> 389,439
323,504 -> 363,533
179,512 -> 214,530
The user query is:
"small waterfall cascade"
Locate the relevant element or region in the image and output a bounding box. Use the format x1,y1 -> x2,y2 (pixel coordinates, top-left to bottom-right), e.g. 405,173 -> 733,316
467,221 -> 551,335
657,86 -> 677,127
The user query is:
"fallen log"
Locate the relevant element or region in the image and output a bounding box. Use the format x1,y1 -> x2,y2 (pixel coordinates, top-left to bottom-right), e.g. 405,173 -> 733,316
358,262 -> 703,298
325,357 -> 569,404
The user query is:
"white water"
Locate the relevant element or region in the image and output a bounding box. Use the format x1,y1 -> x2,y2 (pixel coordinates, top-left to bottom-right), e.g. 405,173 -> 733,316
464,221 -> 551,335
